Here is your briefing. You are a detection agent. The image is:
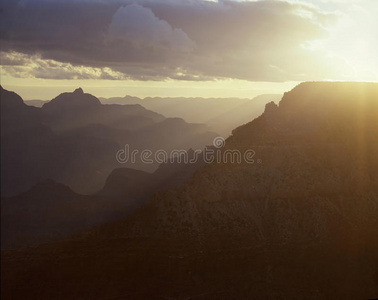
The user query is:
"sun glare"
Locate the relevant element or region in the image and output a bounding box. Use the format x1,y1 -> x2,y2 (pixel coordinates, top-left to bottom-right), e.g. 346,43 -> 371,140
322,4 -> 378,81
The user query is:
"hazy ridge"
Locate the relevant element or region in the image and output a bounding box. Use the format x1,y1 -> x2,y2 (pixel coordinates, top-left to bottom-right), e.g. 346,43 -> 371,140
2,82 -> 378,299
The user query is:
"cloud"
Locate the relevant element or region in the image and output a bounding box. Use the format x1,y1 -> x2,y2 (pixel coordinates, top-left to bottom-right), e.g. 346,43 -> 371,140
0,51 -> 126,80
0,0 -> 351,81
109,4 -> 194,52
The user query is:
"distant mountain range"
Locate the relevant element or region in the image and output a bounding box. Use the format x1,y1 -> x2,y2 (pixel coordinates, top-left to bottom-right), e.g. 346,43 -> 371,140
1,86 -> 216,196
26,93 -> 282,137
100,94 -> 282,136
2,82 -> 378,299
1,151 -> 204,249
25,99 -> 48,107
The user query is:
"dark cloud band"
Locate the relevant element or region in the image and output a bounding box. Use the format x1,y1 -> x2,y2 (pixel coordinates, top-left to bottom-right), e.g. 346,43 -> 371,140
0,0 -> 341,81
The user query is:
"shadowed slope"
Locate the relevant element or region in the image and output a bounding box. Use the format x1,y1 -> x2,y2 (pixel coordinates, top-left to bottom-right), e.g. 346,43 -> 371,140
1,150 -> 206,249
1,180 -> 133,249
2,82 -> 378,299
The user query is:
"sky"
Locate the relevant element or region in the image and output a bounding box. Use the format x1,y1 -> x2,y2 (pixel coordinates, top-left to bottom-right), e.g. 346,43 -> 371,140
0,0 -> 377,100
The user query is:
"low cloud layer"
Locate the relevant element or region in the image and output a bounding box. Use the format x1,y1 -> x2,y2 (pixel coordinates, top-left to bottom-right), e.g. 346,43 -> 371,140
0,51 -> 125,80
0,0 -> 365,81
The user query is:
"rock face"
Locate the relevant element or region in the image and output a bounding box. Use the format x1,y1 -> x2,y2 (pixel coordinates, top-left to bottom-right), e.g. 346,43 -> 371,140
2,82 -> 378,299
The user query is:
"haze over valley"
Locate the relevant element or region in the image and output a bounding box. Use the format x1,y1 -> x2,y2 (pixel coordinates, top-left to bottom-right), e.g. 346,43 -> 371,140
1,0 -> 378,299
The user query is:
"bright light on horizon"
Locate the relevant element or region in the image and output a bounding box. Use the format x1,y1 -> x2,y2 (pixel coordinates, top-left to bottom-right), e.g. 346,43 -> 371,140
0,75 -> 298,100
1,0 -> 377,99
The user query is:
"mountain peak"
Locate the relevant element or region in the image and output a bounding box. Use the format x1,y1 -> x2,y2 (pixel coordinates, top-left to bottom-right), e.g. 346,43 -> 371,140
42,88 -> 101,112
264,101 -> 278,113
73,87 -> 84,94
